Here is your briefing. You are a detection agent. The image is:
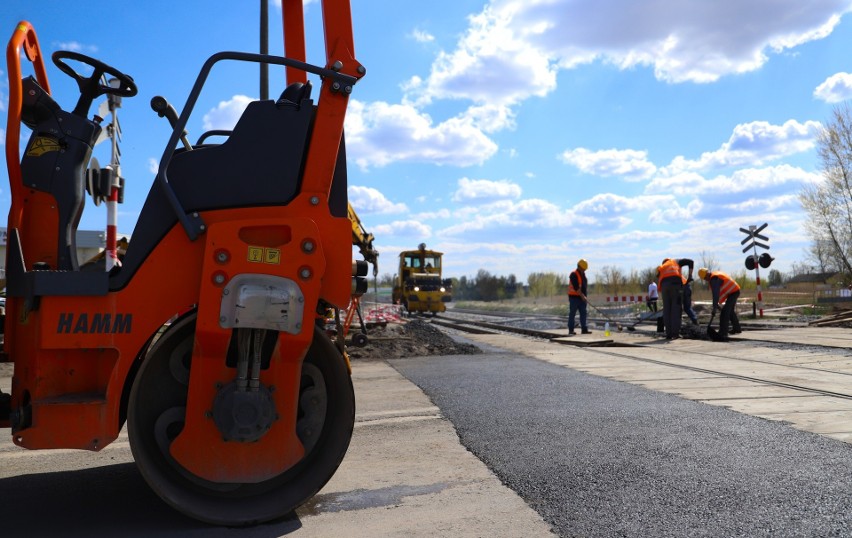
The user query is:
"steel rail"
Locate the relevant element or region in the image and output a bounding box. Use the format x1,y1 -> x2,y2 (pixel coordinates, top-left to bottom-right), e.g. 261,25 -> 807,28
433,311 -> 852,401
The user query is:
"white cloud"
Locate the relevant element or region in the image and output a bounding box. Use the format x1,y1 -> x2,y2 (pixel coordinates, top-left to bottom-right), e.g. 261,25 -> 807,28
147,157 -> 158,175
559,148 -> 657,180
410,29 -> 435,43
337,1 -> 844,172
489,0 -> 851,84
723,194 -> 799,212
441,198 -> 580,238
344,100 -> 498,169
348,185 -> 408,214
412,209 -> 452,220
814,72 -> 852,103
462,104 -> 517,133
404,7 -> 558,107
54,41 -> 98,54
646,164 -> 820,197
648,199 -> 704,224
663,120 -> 821,173
452,177 -> 522,203
202,95 -> 253,131
373,220 -> 432,238
574,193 -> 674,216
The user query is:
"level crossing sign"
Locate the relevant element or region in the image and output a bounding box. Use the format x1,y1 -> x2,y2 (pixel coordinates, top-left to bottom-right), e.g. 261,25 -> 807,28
739,223 -> 773,317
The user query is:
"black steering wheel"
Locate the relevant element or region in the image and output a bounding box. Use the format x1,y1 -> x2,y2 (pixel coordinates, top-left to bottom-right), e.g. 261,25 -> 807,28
52,50 -> 137,118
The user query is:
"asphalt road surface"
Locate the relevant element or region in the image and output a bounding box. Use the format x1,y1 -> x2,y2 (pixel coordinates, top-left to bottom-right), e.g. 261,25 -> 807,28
390,350 -> 852,538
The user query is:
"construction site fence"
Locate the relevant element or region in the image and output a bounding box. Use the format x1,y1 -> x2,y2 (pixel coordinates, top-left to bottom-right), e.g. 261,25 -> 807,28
354,303 -> 407,324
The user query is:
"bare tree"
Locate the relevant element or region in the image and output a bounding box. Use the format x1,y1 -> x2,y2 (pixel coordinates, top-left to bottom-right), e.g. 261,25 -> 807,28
806,238 -> 842,273
597,265 -> 627,295
800,103 -> 852,277
698,250 -> 718,272
789,261 -> 816,277
638,267 -> 658,289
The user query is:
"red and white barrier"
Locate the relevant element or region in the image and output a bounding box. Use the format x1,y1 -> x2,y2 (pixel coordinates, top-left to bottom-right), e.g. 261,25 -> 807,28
363,304 -> 406,324
605,295 -> 649,303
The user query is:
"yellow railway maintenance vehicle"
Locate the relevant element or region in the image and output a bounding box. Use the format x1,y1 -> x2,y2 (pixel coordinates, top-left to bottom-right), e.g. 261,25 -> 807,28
393,243 -> 452,315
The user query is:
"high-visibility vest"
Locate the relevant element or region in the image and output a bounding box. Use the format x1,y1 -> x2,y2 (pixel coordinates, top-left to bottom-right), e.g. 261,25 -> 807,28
568,270 -> 584,297
711,272 -> 741,304
657,258 -> 681,287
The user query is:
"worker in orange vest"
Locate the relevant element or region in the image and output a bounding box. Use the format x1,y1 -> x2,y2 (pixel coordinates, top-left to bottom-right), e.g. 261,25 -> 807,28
657,257 -> 694,340
567,258 -> 591,335
699,268 -> 742,342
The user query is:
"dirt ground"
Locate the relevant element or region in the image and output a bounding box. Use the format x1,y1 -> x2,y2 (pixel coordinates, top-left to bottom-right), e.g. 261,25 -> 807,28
346,319 -> 482,360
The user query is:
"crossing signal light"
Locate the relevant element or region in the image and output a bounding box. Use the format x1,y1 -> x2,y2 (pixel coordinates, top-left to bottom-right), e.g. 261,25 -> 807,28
745,253 -> 774,270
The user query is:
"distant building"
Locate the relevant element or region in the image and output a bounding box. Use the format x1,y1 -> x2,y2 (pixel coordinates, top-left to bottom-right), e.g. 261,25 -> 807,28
0,227 -> 131,280
786,271 -> 851,304
786,272 -> 843,288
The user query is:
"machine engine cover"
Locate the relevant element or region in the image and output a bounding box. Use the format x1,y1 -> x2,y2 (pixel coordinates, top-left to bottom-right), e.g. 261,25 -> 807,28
219,274 -> 304,333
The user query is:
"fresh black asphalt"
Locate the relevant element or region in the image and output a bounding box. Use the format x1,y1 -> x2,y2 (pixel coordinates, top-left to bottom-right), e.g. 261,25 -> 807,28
389,350 -> 852,538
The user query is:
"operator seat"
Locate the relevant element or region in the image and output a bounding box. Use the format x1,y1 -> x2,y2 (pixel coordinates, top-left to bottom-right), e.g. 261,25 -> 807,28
276,81 -> 312,108
110,82 -> 347,291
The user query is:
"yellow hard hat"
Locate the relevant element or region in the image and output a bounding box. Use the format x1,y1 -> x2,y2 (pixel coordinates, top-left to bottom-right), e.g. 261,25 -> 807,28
698,267 -> 709,280
577,258 -> 588,270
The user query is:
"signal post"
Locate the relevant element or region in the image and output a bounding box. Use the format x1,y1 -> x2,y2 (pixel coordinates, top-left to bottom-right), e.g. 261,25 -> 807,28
740,223 -> 774,318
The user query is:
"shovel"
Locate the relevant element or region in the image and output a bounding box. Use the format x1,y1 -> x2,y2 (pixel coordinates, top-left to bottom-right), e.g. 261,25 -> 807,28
624,310 -> 661,332
706,308 -> 722,342
587,301 -> 622,332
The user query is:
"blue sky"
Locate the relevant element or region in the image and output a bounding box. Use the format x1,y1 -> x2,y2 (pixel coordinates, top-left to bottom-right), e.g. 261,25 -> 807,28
3,0 -> 852,284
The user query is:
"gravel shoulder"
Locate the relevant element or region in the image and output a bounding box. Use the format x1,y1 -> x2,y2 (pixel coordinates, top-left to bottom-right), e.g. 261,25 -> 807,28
346,319 -> 482,360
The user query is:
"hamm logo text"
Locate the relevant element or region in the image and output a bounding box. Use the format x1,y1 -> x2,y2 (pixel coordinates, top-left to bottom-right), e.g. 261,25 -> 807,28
57,313 -> 132,334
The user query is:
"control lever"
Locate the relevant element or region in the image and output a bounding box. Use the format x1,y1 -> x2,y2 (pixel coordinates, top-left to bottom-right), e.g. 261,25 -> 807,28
150,95 -> 192,150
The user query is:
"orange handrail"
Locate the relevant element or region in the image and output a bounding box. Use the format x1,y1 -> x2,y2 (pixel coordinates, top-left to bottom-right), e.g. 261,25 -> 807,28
5,21 -> 50,229
280,0 -> 364,200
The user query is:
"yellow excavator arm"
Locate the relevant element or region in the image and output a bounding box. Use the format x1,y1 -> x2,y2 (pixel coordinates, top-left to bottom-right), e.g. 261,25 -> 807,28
348,202 -> 378,276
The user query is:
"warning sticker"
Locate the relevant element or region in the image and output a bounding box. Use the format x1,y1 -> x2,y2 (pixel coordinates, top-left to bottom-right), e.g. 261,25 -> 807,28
248,246 -> 264,262
26,136 -> 61,157
264,248 -> 281,264
247,246 -> 281,265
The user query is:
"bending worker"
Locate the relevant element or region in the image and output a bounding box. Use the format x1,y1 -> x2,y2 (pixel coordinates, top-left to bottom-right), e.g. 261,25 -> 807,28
568,258 -> 592,335
657,257 -> 694,340
699,268 -> 742,342
682,275 -> 699,325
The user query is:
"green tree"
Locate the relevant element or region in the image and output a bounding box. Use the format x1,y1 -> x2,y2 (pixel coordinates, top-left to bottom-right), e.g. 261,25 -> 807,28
528,272 -> 560,299
768,269 -> 784,287
474,269 -> 499,300
505,274 -> 518,299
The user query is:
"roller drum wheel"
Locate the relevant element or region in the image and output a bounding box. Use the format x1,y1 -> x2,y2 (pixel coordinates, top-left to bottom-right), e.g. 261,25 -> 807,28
127,313 -> 355,526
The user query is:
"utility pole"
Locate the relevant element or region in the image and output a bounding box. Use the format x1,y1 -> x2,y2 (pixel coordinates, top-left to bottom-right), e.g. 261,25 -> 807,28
260,0 -> 269,100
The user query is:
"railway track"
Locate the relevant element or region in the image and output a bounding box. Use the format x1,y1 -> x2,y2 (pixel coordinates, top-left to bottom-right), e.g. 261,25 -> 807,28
448,306 -> 808,331
432,309 -> 852,403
